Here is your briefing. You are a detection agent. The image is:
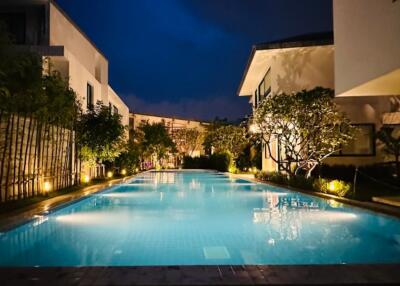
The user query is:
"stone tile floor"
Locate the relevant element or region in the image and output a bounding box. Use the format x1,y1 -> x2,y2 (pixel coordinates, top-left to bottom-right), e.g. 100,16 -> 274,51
1,265 -> 400,285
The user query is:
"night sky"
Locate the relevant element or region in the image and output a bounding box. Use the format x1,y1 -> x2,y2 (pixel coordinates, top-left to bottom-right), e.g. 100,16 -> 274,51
57,0 -> 333,121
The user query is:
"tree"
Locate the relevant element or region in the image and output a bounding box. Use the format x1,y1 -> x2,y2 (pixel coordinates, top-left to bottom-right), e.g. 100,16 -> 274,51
253,87 -> 354,178
76,102 -> 126,166
376,127 -> 400,178
204,124 -> 248,162
0,22 -> 79,200
172,128 -> 204,157
115,140 -> 141,174
137,122 -> 176,168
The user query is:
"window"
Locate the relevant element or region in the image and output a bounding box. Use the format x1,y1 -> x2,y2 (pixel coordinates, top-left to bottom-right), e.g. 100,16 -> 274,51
258,68 -> 271,102
336,124 -> 375,156
254,89 -> 259,109
0,13 -> 26,44
86,83 -> 94,109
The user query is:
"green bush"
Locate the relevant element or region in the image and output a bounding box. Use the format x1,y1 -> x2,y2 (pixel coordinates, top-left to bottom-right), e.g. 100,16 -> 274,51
313,178 -> 352,197
288,175 -> 314,190
255,171 -> 288,185
182,153 -> 231,172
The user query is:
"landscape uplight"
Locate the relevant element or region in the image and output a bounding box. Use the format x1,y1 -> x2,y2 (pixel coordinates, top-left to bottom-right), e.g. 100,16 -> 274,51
327,181 -> 337,192
83,174 -> 90,183
121,169 -> 127,175
43,181 -> 51,193
107,171 -> 113,178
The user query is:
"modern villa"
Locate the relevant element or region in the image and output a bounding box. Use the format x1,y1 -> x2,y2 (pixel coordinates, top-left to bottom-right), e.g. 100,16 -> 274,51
0,0 -> 130,179
0,0 -> 129,126
238,0 -> 400,172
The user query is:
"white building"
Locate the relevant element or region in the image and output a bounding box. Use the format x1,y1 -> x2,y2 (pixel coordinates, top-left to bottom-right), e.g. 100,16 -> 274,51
238,0 -> 400,172
0,0 -> 129,127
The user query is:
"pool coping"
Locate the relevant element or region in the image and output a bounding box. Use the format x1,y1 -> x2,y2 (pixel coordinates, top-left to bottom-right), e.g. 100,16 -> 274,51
1,264 -> 400,285
0,175 -> 136,232
227,173 -> 400,218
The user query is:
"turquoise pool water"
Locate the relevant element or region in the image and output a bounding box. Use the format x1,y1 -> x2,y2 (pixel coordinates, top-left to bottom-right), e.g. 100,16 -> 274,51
1,170 -> 400,266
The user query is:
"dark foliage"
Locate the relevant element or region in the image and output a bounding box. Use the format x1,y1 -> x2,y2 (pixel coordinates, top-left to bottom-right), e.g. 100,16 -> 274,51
182,153 -> 231,172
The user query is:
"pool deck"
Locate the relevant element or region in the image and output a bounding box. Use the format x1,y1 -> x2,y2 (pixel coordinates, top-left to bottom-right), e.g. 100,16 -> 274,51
1,264 -> 400,285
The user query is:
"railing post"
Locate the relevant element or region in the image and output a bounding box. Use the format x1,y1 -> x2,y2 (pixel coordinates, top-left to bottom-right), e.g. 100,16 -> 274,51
353,167 -> 358,197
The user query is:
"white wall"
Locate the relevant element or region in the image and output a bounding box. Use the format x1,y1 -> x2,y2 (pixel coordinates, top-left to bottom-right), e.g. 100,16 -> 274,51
49,1 -> 108,109
334,0 -> 400,96
108,86 -> 129,128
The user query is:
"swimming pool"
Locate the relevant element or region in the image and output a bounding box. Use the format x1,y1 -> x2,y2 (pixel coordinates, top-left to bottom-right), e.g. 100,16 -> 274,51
1,170 -> 400,266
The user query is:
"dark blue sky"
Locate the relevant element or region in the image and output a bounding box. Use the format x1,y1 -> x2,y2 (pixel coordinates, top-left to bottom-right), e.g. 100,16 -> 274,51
57,0 -> 333,121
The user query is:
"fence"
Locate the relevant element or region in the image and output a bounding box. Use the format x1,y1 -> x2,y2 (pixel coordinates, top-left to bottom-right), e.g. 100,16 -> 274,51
0,113 -> 79,202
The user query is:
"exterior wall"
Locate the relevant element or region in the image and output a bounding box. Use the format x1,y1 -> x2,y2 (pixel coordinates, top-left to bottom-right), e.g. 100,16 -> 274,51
334,0 -> 400,96
108,86 -> 129,128
255,46 -> 334,172
130,113 -> 208,157
48,1 -> 108,110
131,113 -> 208,133
270,46 -> 334,95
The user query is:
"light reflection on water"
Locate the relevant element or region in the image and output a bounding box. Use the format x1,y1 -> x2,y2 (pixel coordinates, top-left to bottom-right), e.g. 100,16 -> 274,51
0,170 -> 400,266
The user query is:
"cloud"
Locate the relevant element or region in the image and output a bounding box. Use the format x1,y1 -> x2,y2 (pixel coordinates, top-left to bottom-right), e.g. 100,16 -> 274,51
123,94 -> 251,122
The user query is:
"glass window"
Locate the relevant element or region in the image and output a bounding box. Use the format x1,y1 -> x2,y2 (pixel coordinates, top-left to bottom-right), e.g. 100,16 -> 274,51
340,124 -> 375,156
259,80 -> 265,101
263,69 -> 271,95
87,83 -> 93,109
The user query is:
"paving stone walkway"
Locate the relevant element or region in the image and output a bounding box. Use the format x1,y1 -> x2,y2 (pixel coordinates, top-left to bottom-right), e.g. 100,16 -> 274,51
1,264 -> 400,285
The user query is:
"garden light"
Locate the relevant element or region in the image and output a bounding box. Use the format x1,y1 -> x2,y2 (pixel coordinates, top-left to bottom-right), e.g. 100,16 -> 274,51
83,174 -> 90,183
328,181 -> 337,192
121,169 -> 127,175
107,171 -> 113,178
43,181 -> 51,193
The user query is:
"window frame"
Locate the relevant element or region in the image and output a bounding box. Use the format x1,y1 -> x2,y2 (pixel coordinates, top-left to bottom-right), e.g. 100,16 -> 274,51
332,123 -> 376,157
86,82 -> 94,110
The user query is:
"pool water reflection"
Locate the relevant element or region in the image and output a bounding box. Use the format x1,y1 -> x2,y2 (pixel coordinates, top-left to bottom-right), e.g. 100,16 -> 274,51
0,170 -> 400,266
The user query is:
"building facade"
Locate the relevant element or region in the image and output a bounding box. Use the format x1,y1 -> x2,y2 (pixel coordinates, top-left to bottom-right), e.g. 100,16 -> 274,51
0,0 -> 130,182
238,0 -> 400,172
130,112 -> 208,167
0,0 -> 129,127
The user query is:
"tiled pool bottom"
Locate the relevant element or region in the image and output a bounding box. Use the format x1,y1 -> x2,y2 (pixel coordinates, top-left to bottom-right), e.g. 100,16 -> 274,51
0,170 -> 400,266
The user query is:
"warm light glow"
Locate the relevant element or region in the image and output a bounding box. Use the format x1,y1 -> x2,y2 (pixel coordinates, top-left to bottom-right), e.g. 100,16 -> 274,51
328,181 -> 337,192
107,171 -> 113,178
135,168 -> 139,173
43,181 -> 51,192
83,174 -> 90,183
249,124 -> 260,134
121,169 -> 127,175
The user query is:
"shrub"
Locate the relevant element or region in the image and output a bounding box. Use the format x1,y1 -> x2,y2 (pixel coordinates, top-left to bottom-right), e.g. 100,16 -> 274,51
255,171 -> 288,185
182,153 -> 231,172
313,178 -> 352,198
288,175 -> 314,190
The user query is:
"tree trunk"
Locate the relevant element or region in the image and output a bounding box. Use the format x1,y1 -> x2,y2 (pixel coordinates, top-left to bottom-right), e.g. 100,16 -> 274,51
0,113 -> 11,202
5,114 -> 15,201
23,116 -> 34,198
13,114 -> 20,199
17,114 -> 27,199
